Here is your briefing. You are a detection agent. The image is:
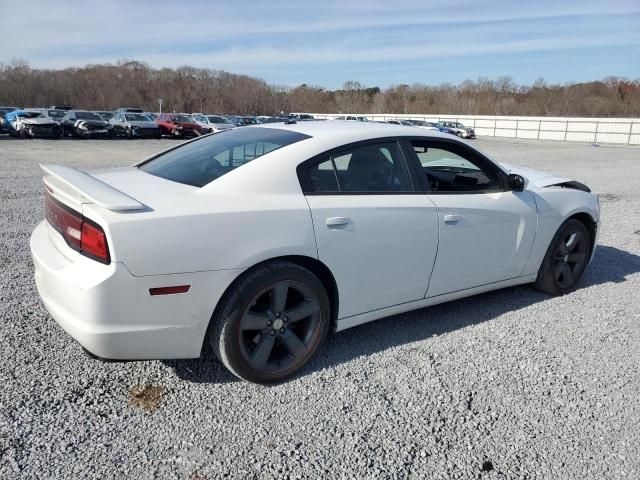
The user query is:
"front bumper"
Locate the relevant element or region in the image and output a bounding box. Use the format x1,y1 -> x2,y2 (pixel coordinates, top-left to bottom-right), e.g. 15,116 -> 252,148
30,221 -> 240,360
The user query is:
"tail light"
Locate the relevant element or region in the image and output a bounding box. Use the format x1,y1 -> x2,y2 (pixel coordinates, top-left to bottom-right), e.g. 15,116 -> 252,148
45,191 -> 110,264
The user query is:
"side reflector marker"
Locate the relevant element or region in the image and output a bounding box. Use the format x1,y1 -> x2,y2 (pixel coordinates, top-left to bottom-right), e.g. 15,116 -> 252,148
149,285 -> 191,296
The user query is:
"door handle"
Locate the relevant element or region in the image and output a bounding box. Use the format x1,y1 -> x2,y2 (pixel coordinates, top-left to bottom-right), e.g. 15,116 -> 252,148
443,214 -> 461,224
326,217 -> 351,227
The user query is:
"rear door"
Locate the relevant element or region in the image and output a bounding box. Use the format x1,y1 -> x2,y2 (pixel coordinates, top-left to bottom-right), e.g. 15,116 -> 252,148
300,139 -> 439,320
405,139 -> 538,297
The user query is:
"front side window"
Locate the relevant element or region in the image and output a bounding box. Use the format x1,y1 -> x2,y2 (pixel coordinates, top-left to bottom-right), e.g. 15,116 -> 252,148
411,141 -> 501,193
305,141 -> 413,193
139,127 -> 310,187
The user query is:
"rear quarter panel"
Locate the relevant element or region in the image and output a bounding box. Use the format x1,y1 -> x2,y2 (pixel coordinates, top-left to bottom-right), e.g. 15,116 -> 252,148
84,191 -> 317,276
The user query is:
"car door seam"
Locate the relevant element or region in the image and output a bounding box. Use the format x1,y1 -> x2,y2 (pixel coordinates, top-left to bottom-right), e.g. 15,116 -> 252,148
423,197 -> 440,298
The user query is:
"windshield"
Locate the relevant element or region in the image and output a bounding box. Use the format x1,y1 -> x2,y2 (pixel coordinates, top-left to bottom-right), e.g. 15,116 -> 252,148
125,113 -> 150,122
48,110 -> 65,119
170,115 -> 192,123
22,111 -> 44,118
207,116 -> 230,124
139,127 -> 310,187
76,112 -> 102,121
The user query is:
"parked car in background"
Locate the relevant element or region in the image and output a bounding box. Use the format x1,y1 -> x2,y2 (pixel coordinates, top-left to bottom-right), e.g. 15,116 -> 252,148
227,116 -> 260,127
439,121 -> 476,139
0,106 -> 20,132
4,109 -> 62,139
405,120 -> 440,131
61,110 -> 114,138
288,113 -> 315,120
146,112 -> 159,121
115,107 -> 144,114
24,108 -> 68,123
31,122 -> 600,383
386,119 -> 415,126
156,113 -> 202,138
110,112 -> 161,139
94,111 -> 115,122
258,116 -> 291,124
334,116 -> 369,121
433,123 -> 459,136
192,114 -> 235,133
50,105 -> 72,111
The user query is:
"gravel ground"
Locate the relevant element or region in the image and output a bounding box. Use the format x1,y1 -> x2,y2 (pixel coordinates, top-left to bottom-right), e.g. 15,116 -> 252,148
1,135 -> 639,479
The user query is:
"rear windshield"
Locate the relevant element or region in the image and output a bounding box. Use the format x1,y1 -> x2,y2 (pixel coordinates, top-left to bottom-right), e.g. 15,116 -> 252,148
139,127 -> 310,187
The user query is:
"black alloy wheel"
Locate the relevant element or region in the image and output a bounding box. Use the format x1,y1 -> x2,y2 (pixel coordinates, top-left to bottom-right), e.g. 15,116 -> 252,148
534,219 -> 591,295
211,261 -> 330,383
238,280 -> 321,374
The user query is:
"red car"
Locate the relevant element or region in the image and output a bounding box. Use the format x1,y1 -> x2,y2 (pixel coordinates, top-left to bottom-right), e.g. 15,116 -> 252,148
156,113 -> 204,138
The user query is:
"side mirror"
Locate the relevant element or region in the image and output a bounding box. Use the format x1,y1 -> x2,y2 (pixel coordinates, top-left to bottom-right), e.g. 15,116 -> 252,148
507,174 -> 525,192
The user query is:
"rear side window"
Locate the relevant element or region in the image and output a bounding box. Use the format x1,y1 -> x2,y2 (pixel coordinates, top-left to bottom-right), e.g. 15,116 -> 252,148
305,141 -> 413,193
139,127 -> 310,187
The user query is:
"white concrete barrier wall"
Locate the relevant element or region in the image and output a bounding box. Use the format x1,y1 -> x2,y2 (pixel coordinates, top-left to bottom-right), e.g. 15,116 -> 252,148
307,113 -> 640,145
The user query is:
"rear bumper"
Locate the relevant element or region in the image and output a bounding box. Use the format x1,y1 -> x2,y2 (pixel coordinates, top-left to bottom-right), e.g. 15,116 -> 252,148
30,221 -> 241,360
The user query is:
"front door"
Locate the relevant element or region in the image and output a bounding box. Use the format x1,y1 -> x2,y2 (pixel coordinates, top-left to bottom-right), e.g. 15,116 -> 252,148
406,139 -> 538,297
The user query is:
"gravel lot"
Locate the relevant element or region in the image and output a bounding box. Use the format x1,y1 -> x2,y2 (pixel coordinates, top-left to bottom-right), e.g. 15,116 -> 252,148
1,135 -> 639,479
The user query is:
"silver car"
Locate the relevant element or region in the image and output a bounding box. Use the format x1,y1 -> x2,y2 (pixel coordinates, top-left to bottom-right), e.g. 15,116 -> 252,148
192,114 -> 235,133
439,121 -> 476,139
110,112 -> 161,139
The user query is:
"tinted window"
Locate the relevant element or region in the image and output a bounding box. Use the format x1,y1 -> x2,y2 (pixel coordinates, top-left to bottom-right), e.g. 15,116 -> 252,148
76,111 -> 101,120
309,158 -> 339,192
411,141 -> 501,192
139,127 -> 310,187
207,116 -> 230,124
125,114 -> 149,121
306,142 -> 413,193
170,115 -> 192,122
48,110 -> 65,119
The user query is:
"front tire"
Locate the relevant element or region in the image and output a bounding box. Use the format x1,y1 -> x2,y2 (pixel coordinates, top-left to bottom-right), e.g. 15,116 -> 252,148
534,219 -> 591,295
211,261 -> 330,384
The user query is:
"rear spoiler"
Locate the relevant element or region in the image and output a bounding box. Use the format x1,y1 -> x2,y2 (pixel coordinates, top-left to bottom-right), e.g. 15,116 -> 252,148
40,164 -> 144,211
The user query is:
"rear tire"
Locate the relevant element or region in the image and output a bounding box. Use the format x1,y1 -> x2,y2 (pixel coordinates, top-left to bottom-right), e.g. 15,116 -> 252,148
534,219 -> 591,295
210,261 -> 330,384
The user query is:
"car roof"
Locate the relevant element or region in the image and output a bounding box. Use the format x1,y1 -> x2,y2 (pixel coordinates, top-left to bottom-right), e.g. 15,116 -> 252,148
195,122 -> 466,196
252,119 -> 452,144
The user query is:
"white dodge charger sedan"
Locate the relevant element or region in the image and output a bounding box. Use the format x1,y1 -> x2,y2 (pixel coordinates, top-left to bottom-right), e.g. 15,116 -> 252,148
31,122 -> 600,383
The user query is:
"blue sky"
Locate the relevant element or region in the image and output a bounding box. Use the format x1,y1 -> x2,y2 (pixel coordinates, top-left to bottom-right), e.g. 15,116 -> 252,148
0,0 -> 638,88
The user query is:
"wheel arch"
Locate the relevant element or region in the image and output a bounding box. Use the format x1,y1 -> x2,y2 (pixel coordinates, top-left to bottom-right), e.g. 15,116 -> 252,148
200,254 -> 339,357
567,211 -> 597,258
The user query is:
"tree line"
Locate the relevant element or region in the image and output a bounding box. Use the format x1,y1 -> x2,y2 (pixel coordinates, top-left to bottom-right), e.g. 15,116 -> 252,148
1,59 -> 638,117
